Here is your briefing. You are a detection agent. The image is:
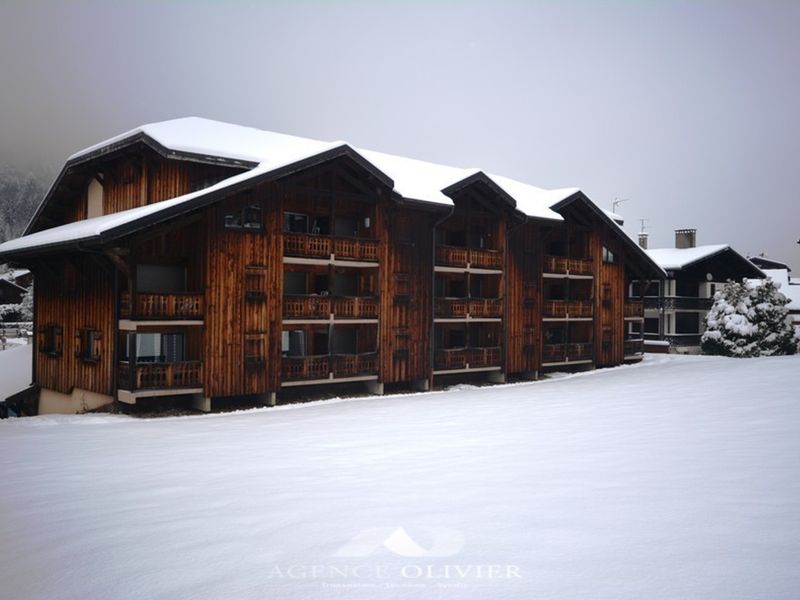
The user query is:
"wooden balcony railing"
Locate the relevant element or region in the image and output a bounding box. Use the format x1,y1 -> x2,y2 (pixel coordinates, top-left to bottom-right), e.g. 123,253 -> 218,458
543,300 -> 593,318
283,295 -> 331,319
624,301 -> 644,318
624,338 -> 644,356
333,237 -> 379,262
119,292 -> 204,320
435,245 -> 502,269
468,298 -> 503,318
332,296 -> 379,319
543,255 -> 593,275
283,233 -> 332,258
118,361 -> 202,391
281,355 -> 330,382
282,295 -> 379,319
281,353 -> 378,381
542,343 -> 593,363
331,352 -> 379,377
434,346 -> 501,370
435,298 -> 468,318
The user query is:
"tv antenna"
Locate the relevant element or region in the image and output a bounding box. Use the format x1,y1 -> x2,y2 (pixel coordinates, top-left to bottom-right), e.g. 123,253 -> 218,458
611,197 -> 629,213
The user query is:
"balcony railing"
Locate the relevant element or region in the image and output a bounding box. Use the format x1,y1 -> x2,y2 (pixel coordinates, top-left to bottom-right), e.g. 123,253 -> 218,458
283,233 -> 379,262
332,296 -> 379,319
643,297 -> 713,311
283,295 -> 331,319
119,292 -> 204,320
542,342 -> 593,363
434,346 -> 501,370
434,298 -> 503,319
544,255 -> 593,275
435,245 -> 502,270
543,300 -> 593,318
118,361 -> 202,391
282,295 -> 379,319
624,301 -> 644,318
333,237 -> 379,262
624,338 -> 644,356
281,353 -> 378,382
331,352 -> 379,377
468,298 -> 503,318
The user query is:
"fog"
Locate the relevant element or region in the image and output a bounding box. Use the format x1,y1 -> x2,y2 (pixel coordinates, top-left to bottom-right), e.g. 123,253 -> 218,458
1,0 -> 798,263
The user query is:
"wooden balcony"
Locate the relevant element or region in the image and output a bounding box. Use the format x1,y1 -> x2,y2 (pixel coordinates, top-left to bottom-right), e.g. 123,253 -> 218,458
624,301 -> 644,318
468,298 -> 503,318
434,346 -> 501,370
118,361 -> 202,391
435,245 -> 502,269
283,233 -> 332,258
333,237 -> 379,262
544,255 -> 593,275
331,352 -> 379,377
281,353 -> 378,382
624,338 -> 644,356
282,233 -> 379,262
283,295 -> 331,319
542,343 -> 593,363
543,300 -> 593,319
435,298 -> 468,319
119,292 -> 204,320
282,295 -> 378,319
332,296 -> 379,319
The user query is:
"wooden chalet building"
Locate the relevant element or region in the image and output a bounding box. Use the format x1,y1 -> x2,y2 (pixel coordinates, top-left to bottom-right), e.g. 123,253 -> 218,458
0,118 -> 664,414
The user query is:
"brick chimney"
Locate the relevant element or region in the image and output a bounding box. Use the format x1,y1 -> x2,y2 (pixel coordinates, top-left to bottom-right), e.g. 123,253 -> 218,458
638,233 -> 648,249
675,228 -> 696,249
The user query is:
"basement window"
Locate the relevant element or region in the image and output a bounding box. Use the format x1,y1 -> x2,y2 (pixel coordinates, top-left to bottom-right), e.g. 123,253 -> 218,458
76,328 -> 102,363
39,324 -> 63,357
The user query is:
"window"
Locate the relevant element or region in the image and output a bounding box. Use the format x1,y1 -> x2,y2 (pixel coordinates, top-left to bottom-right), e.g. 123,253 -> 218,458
245,266 -> 267,300
39,324 -> 63,356
282,330 -> 306,357
225,204 -> 262,230
136,265 -> 186,293
284,271 -> 308,295
331,327 -> 357,355
675,279 -> 699,297
675,312 -> 700,334
644,318 -> 660,335
602,246 -> 615,263
284,212 -> 309,233
334,216 -> 359,237
135,333 -> 185,363
76,328 -> 101,363
245,334 -> 267,365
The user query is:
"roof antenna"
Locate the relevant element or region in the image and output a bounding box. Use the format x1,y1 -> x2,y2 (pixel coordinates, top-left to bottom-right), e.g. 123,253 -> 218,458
611,197 -> 629,213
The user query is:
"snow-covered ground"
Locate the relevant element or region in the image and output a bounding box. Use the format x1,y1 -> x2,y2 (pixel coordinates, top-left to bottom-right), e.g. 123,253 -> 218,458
1,354 -> 799,600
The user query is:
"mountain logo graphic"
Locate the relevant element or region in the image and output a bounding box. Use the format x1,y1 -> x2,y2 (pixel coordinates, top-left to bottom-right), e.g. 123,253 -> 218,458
333,526 -> 465,558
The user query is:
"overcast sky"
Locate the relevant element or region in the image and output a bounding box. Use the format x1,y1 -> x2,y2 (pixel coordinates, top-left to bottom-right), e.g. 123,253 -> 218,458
1,0 -> 798,264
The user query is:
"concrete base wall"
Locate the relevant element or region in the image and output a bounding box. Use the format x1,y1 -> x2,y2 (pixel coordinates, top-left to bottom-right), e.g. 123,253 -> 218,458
38,387 -> 113,415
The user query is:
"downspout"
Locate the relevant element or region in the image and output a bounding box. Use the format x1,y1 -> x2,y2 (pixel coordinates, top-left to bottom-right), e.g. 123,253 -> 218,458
430,204 -> 455,388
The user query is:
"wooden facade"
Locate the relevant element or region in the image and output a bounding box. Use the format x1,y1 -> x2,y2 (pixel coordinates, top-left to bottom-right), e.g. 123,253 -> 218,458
2,133 -> 663,413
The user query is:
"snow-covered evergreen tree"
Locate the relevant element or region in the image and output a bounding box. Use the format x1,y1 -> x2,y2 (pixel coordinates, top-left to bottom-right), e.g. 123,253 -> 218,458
702,277 -> 797,357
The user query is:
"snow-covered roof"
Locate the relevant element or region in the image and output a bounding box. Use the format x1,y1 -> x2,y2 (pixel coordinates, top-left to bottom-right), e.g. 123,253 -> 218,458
1,117 -> 619,256
646,244 -> 730,270
602,208 -> 624,225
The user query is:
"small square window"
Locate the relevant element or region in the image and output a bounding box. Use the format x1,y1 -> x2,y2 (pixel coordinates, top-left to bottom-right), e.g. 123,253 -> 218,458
602,246 -> 615,263
225,204 -> 262,230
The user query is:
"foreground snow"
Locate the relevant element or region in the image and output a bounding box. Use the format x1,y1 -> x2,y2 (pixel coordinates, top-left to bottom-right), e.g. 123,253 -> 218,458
1,354 -> 799,599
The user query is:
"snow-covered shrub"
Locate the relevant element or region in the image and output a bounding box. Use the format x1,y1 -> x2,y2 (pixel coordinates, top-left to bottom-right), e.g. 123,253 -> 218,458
0,285 -> 33,323
702,277 -> 796,357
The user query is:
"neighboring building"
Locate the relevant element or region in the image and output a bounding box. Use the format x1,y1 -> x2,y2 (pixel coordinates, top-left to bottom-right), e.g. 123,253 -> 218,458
635,229 -> 764,354
0,276 -> 26,306
0,117 -> 664,414
749,256 -> 800,328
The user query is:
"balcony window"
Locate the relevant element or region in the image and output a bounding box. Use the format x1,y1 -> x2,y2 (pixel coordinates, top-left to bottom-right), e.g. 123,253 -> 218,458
675,279 -> 699,297
134,333 -> 185,363
331,328 -> 358,355
136,264 -> 186,294
285,212 -> 309,233
675,312 -> 700,334
334,216 -> 359,237
644,318 -> 660,335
